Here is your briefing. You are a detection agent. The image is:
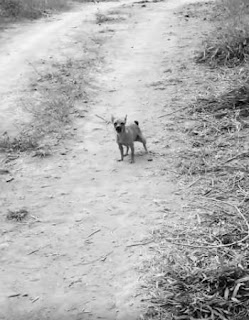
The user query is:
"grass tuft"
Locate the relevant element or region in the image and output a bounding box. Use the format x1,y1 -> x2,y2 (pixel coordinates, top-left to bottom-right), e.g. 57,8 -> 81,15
144,253 -> 249,320
6,209 -> 29,221
96,12 -> 125,24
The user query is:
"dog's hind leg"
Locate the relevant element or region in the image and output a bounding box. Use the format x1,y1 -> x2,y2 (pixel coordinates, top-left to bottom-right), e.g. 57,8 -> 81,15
137,134 -> 148,153
124,146 -> 129,157
130,143 -> 135,163
142,139 -> 148,153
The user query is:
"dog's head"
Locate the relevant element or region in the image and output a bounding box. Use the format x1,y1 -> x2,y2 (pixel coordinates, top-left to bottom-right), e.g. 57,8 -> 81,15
111,115 -> 127,134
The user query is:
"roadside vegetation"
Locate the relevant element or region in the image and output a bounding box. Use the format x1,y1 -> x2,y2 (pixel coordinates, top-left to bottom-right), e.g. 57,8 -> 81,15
0,39 -> 101,154
0,7 -> 127,154
0,0 -> 112,20
196,0 -> 249,67
143,0 -> 249,319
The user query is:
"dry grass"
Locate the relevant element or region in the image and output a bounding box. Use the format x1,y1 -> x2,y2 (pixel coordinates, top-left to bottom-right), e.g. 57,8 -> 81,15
0,38 -> 102,153
0,0 -> 111,20
0,61 -> 77,152
142,82 -> 249,318
144,252 -> 249,320
143,74 -> 249,319
196,0 -> 249,67
141,2 -> 249,319
0,0 -> 69,19
95,11 -> 126,24
6,209 -> 29,221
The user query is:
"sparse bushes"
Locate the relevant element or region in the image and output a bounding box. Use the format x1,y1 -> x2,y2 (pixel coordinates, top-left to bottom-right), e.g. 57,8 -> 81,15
0,0 -> 22,18
0,0 -> 96,20
0,0 -> 70,19
196,0 -> 249,67
95,10 -> 126,24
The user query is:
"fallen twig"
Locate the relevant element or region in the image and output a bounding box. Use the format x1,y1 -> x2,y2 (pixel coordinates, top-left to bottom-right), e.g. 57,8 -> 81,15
85,229 -> 101,240
222,151 -> 249,164
158,106 -> 188,118
81,251 -> 113,265
95,114 -> 110,125
126,240 -> 154,248
31,296 -> 40,303
8,293 -> 21,298
27,249 -> 41,255
186,177 -> 202,189
177,177 -> 202,192
100,250 -> 113,261
27,244 -> 48,255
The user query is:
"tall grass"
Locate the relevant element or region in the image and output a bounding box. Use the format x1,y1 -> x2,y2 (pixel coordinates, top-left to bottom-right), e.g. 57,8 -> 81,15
197,0 -> 249,67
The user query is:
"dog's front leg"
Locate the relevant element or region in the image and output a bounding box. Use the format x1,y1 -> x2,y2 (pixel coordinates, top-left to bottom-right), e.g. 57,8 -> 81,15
118,144 -> 124,161
130,143 -> 135,163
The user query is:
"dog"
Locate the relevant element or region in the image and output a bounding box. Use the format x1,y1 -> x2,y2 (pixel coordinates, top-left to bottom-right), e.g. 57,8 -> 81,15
111,115 -> 148,163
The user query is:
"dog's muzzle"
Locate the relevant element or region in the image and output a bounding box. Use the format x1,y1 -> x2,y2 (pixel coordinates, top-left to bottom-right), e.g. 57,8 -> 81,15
116,126 -> 122,133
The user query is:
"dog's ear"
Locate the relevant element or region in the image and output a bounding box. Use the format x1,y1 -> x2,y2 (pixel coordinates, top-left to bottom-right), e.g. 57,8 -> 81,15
124,115 -> 127,123
111,115 -> 115,123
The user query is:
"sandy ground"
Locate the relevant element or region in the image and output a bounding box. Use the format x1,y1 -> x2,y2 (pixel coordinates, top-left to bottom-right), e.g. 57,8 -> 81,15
0,0 -> 208,319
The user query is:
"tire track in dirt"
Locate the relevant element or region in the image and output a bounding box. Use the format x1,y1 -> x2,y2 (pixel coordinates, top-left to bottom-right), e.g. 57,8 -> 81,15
0,0 -> 203,319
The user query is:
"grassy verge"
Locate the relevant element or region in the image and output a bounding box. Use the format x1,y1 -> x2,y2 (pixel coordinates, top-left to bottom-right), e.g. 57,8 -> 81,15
0,5 -> 128,155
142,1 -> 249,319
196,0 -> 249,67
0,0 -> 114,21
144,82 -> 249,318
0,41 -> 100,154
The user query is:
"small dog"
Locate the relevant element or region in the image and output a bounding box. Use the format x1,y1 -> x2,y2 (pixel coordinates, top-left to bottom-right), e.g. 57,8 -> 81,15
111,115 -> 148,163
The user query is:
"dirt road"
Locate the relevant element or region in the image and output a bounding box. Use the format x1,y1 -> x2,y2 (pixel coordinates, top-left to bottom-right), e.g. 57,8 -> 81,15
0,0 -> 206,319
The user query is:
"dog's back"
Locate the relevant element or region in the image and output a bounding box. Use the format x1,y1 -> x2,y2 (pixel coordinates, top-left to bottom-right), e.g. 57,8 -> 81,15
126,122 -> 142,141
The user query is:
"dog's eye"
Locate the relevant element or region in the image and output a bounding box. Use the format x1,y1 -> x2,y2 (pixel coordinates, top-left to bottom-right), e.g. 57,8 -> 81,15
120,122 -> 125,125
114,122 -> 117,126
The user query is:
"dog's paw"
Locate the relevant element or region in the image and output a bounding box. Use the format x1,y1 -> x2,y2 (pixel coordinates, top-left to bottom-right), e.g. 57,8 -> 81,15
130,159 -> 135,164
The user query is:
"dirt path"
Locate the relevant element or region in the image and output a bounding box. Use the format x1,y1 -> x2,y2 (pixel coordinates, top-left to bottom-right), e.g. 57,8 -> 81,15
0,0 -> 206,319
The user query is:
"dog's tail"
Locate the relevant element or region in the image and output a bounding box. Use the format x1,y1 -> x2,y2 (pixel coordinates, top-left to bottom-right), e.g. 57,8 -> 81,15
134,121 -> 139,126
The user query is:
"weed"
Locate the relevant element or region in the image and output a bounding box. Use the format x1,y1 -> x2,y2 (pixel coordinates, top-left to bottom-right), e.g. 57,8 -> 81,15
0,131 -> 38,152
96,12 -> 115,24
7,209 -> 29,221
95,11 -> 125,24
